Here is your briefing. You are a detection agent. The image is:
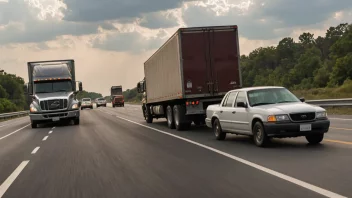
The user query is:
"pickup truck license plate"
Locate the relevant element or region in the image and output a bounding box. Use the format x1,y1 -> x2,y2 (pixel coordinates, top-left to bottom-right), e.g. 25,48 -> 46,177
300,124 -> 311,131
52,117 -> 60,122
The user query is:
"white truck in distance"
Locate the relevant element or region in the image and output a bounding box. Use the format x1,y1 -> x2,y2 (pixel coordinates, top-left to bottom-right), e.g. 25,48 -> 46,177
205,86 -> 330,147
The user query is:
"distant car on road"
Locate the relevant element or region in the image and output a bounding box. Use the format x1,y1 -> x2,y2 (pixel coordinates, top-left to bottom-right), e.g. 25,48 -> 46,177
81,98 -> 93,110
206,86 -> 330,147
96,98 -> 107,107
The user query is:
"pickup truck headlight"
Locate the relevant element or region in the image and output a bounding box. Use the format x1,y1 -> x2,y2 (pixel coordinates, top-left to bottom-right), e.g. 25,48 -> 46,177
267,114 -> 289,122
72,104 -> 79,109
316,111 -> 327,119
30,105 -> 38,112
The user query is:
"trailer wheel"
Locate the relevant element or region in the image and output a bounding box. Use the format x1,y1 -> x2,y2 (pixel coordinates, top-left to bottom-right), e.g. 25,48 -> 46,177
166,106 -> 175,129
173,105 -> 191,131
144,105 -> 153,123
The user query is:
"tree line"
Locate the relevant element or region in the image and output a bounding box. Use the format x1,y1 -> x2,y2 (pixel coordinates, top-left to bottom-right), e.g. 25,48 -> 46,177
0,73 -> 28,113
241,23 -> 352,89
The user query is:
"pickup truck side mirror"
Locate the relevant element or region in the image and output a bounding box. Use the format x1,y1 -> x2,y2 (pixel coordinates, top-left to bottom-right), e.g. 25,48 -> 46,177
79,82 -> 83,91
237,101 -> 248,108
300,97 -> 305,102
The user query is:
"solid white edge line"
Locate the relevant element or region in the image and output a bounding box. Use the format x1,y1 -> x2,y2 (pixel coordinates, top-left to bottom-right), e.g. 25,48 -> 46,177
329,117 -> 352,121
113,114 -> 346,198
31,147 -> 40,154
0,160 -> 29,198
0,117 -> 29,128
42,136 -> 48,141
0,124 -> 30,141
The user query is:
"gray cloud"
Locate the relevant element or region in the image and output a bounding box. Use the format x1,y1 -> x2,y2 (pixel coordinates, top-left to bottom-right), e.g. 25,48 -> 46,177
182,0 -> 352,40
139,11 -> 179,29
63,0 -> 192,22
0,20 -> 100,44
92,30 -> 168,53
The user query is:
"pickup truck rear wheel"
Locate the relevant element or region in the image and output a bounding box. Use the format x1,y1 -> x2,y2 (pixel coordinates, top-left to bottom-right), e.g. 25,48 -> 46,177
213,119 -> 226,140
306,134 -> 324,144
166,106 -> 175,129
253,121 -> 270,147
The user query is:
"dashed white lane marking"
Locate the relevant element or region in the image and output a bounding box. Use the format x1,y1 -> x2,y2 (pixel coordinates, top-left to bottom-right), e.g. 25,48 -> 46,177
0,161 -> 30,198
31,147 -> 40,154
111,113 -> 347,198
42,136 -> 48,141
48,130 -> 53,134
0,124 -> 30,141
52,127 -> 55,129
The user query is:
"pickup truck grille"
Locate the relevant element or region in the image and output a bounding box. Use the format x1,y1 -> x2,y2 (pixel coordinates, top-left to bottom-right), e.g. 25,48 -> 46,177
289,112 -> 315,122
40,99 -> 68,110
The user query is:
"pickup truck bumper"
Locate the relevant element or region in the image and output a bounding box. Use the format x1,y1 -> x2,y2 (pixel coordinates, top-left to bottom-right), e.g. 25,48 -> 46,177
29,110 -> 80,122
263,119 -> 330,138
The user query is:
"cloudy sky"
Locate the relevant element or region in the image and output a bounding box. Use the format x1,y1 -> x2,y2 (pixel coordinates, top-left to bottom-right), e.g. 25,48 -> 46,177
0,0 -> 351,96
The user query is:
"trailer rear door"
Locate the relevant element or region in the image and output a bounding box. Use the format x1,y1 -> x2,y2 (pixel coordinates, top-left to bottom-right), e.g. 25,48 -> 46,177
180,26 -> 241,98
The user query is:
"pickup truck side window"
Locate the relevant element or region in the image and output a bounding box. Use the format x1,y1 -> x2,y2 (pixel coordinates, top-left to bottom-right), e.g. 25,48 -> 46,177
221,94 -> 230,107
224,92 -> 237,107
235,91 -> 247,107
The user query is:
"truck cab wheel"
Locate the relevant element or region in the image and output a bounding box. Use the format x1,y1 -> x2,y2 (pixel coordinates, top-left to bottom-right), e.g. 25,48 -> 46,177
31,121 -> 37,128
74,118 -> 80,125
145,105 -> 153,123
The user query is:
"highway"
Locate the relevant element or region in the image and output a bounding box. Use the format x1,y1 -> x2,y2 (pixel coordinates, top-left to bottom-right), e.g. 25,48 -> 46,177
0,104 -> 351,198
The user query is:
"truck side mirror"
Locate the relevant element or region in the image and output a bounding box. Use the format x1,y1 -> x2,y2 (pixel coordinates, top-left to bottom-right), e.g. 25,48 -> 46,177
137,83 -> 142,93
300,97 -> 305,102
79,82 -> 83,91
28,83 -> 33,96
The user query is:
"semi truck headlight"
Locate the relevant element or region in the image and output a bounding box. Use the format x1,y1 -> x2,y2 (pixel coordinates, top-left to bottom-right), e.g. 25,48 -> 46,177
30,106 -> 37,112
72,104 -> 79,109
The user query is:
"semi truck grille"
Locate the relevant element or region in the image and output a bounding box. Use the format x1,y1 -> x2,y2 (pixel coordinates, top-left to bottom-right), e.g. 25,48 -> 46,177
289,112 -> 315,122
40,99 -> 68,110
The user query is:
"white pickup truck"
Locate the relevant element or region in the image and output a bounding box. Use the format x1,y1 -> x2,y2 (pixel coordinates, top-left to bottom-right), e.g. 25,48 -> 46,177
205,86 -> 330,147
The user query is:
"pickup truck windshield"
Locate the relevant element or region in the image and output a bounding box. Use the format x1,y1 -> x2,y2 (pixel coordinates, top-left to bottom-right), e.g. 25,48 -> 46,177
34,80 -> 73,93
247,88 -> 300,106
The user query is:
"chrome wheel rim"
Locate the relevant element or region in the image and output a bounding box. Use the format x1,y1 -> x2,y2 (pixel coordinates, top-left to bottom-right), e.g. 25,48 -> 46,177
215,123 -> 220,136
255,126 -> 262,143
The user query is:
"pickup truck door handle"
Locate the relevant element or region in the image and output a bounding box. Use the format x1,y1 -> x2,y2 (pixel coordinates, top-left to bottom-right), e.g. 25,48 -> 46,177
232,111 -> 236,114
220,111 -> 223,113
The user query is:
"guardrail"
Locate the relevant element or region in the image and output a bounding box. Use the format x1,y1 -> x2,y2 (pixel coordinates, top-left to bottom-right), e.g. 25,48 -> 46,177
305,98 -> 352,107
0,111 -> 29,121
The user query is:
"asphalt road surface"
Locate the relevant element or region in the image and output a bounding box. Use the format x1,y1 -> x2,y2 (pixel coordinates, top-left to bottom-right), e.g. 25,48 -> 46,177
0,104 -> 351,198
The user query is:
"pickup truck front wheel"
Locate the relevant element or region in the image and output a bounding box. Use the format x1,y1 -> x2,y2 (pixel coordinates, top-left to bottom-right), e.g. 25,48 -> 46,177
213,119 -> 226,140
253,121 -> 270,147
306,134 -> 324,144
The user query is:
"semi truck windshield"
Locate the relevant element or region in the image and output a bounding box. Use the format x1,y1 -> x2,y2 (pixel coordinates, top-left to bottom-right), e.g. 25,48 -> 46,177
34,80 -> 73,93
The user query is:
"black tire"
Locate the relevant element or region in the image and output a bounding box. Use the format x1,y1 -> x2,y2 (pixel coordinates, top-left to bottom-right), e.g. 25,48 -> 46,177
144,105 -> 153,123
253,121 -> 270,147
81,107 -> 83,110
166,105 -> 175,129
31,121 -> 37,128
173,105 -> 191,131
306,134 -> 324,144
74,118 -> 80,125
122,104 -> 124,107
113,105 -> 115,108
213,119 -> 226,140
